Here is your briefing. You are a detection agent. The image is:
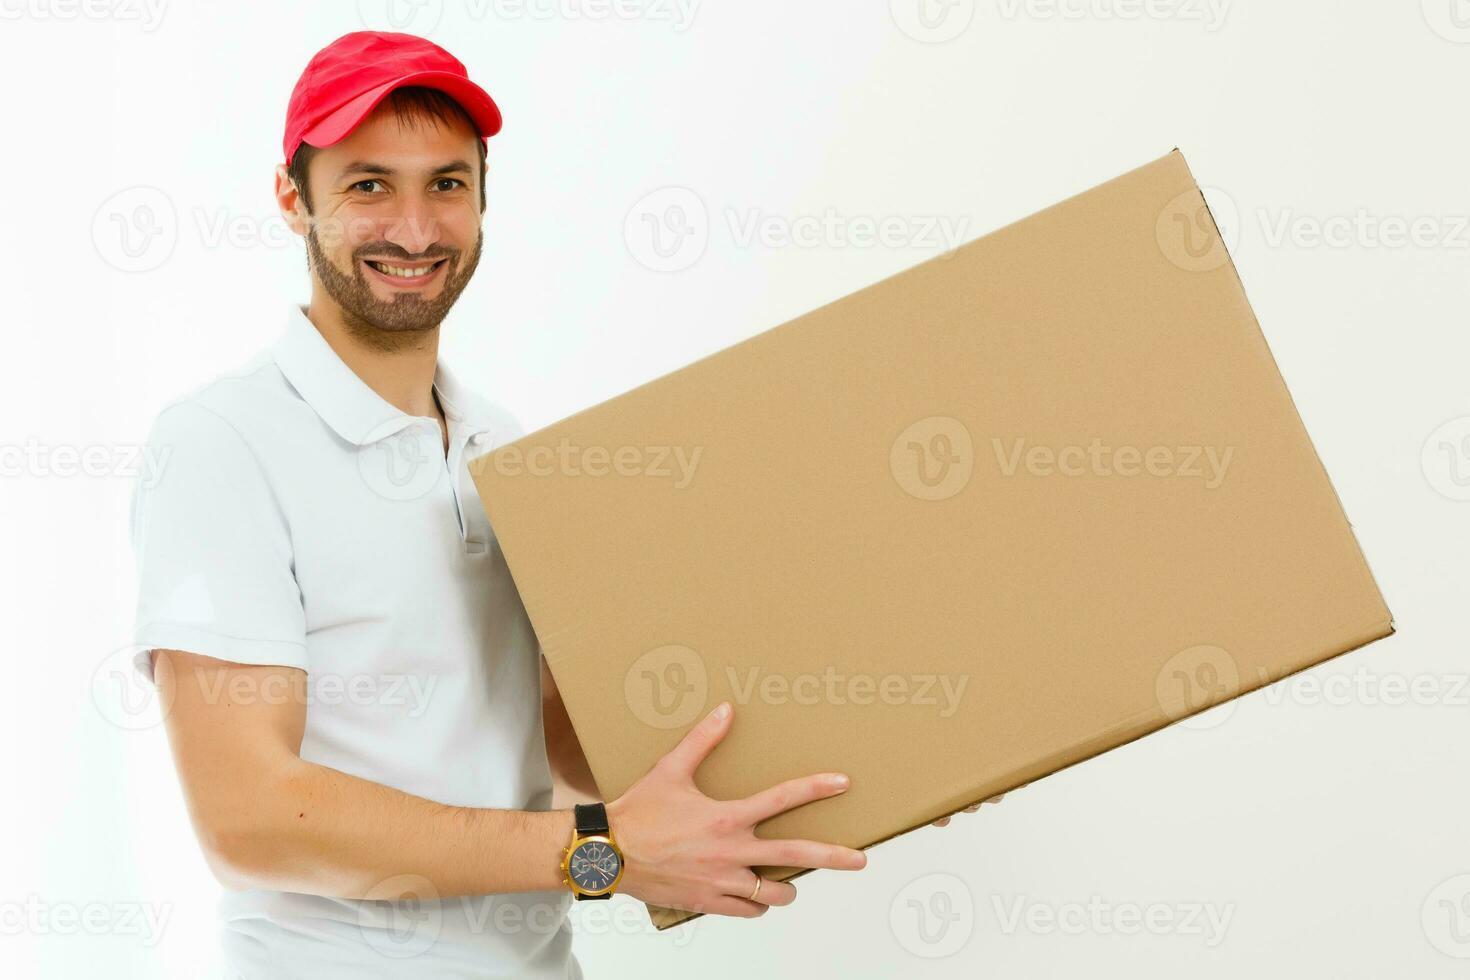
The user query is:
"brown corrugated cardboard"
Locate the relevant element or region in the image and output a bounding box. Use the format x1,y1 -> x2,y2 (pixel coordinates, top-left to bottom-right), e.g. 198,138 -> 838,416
468,150 -> 1394,931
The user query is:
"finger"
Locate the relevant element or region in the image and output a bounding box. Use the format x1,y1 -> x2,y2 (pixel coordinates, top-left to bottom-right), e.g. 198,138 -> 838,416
718,874 -> 797,908
660,701 -> 732,778
701,895 -> 769,918
743,839 -> 867,872
735,772 -> 850,825
932,816 -> 951,827
959,792 -> 1005,815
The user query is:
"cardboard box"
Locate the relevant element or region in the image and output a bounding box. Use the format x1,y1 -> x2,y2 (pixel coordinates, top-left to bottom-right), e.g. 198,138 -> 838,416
469,150 -> 1393,931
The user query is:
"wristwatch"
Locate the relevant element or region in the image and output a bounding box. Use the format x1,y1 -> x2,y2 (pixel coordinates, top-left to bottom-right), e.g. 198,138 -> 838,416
561,802 -> 624,901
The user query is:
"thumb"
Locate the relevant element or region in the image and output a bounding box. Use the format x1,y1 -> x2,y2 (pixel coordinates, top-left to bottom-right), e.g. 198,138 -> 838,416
661,701 -> 732,779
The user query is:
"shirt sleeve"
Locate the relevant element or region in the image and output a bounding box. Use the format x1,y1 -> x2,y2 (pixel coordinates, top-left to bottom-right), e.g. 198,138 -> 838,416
129,400 -> 308,683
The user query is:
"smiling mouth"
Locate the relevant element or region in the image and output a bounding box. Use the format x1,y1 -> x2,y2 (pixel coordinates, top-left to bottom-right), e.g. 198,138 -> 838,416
362,258 -> 449,286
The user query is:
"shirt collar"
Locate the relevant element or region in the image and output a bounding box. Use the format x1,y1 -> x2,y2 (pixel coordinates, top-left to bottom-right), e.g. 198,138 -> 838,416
272,304 -> 500,447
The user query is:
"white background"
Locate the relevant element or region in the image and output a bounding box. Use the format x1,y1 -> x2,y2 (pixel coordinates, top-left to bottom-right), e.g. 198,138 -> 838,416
2,0 -> 1468,977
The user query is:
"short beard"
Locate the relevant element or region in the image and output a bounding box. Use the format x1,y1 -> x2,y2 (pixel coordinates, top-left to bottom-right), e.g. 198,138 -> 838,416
305,225 -> 482,349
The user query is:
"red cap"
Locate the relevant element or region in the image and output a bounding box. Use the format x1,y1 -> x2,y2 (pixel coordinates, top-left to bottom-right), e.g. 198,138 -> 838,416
283,31 -> 502,165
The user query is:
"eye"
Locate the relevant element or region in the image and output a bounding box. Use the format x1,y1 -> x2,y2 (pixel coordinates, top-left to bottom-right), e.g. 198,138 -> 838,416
433,177 -> 467,192
349,179 -> 386,194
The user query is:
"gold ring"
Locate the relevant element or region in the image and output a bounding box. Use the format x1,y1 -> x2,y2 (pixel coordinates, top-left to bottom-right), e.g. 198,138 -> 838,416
747,876 -> 763,902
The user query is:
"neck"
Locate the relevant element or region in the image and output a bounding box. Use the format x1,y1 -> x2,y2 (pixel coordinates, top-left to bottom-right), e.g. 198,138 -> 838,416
304,294 -> 441,420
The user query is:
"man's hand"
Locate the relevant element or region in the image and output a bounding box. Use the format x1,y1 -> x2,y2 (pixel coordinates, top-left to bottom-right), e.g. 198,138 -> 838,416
606,701 -> 867,918
930,793 -> 1005,828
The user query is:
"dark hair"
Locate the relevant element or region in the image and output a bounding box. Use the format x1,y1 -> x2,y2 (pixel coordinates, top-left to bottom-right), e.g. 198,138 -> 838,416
287,86 -> 488,214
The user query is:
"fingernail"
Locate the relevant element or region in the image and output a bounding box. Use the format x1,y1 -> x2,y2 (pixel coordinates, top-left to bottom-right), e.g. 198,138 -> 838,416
713,701 -> 730,720
830,773 -> 850,789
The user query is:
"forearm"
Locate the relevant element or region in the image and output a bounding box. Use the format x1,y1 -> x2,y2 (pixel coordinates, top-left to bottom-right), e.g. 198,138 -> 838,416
204,757 -> 576,900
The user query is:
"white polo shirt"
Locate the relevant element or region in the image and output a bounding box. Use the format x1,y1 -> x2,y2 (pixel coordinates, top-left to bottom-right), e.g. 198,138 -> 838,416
130,304 -> 578,979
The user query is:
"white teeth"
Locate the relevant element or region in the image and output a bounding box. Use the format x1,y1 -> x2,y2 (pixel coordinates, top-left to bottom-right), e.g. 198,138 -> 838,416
370,261 -> 436,278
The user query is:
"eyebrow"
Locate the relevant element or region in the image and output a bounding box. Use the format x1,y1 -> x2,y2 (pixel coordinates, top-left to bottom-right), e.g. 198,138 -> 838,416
337,160 -> 476,180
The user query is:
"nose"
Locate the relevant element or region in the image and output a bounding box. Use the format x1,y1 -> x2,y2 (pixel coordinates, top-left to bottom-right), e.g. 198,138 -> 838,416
382,192 -> 439,257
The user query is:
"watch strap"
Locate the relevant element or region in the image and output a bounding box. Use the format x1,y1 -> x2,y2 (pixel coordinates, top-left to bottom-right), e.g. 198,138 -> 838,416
574,801 -> 609,837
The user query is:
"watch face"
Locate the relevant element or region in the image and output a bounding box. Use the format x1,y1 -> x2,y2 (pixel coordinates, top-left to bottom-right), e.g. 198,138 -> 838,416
568,839 -> 621,894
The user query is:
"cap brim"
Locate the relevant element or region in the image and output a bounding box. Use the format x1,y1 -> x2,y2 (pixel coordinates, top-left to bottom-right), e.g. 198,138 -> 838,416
300,69 -> 503,152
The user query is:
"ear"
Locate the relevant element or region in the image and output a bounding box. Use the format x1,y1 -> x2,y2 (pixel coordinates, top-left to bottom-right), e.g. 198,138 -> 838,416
274,163 -> 309,237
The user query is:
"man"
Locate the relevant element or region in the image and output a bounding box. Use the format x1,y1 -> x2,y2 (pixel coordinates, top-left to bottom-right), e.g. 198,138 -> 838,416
129,31 -> 869,978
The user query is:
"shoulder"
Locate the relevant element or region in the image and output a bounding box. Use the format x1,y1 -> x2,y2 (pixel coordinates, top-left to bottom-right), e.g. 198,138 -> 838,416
143,353 -> 312,461
132,358 -> 298,542
138,354 -> 311,500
